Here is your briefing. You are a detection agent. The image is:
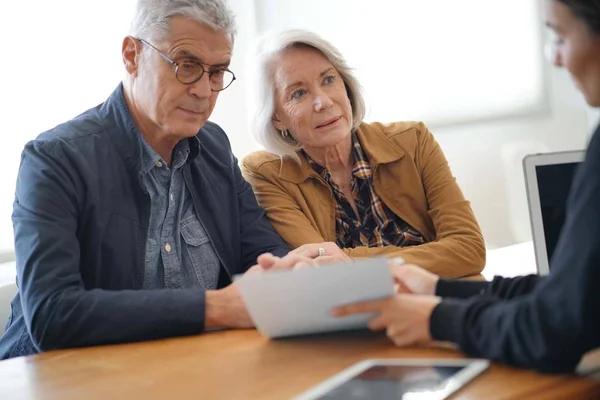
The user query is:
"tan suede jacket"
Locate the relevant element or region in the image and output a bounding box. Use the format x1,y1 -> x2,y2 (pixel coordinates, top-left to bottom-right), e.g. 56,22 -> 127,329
242,121 -> 485,278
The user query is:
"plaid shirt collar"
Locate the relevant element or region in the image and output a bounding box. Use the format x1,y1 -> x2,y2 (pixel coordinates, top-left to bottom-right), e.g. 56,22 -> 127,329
301,131 -> 424,249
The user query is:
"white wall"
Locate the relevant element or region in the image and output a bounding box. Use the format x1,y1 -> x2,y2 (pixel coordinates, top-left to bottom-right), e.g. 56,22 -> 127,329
0,0 -> 138,255
434,93 -> 589,248
0,0 -> 593,257
210,0 -> 262,159
428,34 -> 590,247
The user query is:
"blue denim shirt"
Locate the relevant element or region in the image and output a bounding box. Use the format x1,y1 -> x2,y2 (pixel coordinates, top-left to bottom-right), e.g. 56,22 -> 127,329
140,137 -> 220,290
0,85 -> 289,359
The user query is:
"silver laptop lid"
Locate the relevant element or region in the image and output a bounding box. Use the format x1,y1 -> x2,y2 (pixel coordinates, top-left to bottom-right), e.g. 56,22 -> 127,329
523,150 -> 584,275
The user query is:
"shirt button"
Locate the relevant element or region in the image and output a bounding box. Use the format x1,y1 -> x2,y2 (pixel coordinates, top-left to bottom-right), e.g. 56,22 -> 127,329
164,243 -> 172,253
156,161 -> 163,168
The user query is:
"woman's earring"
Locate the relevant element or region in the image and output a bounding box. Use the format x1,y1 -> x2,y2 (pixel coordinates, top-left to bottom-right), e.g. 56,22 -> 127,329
281,129 -> 300,146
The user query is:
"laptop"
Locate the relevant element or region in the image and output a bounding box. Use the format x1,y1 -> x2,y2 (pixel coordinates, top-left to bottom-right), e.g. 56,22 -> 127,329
523,150 -> 585,275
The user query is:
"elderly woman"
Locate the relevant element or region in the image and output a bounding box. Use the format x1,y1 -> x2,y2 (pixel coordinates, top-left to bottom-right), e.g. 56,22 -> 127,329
241,29 -> 485,278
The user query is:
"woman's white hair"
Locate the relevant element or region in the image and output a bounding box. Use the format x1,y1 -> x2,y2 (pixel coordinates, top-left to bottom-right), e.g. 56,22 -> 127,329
249,29 -> 366,160
130,0 -> 236,44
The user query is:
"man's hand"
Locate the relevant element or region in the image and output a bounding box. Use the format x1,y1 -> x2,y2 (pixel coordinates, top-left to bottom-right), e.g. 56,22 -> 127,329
205,283 -> 254,329
204,251 -> 320,330
251,252 -> 317,271
332,294 -> 441,347
389,262 -> 440,296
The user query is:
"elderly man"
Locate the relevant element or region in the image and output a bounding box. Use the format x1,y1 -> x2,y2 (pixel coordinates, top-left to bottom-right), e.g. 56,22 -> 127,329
0,0 -> 291,359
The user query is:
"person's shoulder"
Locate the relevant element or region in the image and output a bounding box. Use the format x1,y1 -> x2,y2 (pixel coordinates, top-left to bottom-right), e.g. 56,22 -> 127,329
587,123 -> 600,156
361,121 -> 432,140
26,105 -> 106,157
197,120 -> 232,151
578,123 -> 600,174
242,150 -> 282,175
359,121 -> 435,155
199,120 -> 228,138
192,120 -> 239,168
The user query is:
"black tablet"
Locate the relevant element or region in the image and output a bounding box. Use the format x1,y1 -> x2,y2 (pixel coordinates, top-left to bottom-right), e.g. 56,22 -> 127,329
294,358 -> 490,400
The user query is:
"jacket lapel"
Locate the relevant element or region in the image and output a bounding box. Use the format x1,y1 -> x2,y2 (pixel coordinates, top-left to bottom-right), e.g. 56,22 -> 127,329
356,123 -> 406,167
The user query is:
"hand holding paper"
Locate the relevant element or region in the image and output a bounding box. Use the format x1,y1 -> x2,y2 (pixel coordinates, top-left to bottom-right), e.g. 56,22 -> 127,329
235,258 -> 394,338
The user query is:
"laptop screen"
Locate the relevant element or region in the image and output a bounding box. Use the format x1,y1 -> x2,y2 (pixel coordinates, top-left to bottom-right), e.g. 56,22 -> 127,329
535,162 -> 579,264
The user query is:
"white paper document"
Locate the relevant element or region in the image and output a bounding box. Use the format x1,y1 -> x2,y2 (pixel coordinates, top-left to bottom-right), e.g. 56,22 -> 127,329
235,258 -> 395,338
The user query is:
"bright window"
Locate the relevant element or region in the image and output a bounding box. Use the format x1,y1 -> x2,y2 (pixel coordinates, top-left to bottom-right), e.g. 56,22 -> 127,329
255,0 -> 545,126
0,1 -> 137,253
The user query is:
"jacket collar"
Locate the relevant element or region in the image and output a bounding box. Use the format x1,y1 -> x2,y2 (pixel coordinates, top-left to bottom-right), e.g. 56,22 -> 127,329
102,84 -> 201,174
279,122 -> 406,184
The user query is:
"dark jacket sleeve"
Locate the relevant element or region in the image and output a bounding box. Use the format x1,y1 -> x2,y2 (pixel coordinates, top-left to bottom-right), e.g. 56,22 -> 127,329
430,126 -> 600,373
13,141 -> 207,352
233,155 -> 290,271
436,275 -> 542,299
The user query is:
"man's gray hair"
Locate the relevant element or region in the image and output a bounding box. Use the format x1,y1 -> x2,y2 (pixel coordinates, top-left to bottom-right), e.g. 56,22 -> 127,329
249,29 -> 366,160
130,0 -> 236,43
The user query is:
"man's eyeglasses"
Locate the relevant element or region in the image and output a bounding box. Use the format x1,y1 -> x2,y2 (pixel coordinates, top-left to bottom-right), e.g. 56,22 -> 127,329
135,38 -> 236,92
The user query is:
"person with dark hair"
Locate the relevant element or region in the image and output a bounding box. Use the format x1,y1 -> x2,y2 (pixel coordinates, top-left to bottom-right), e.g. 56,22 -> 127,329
559,0 -> 600,35
334,0 -> 600,373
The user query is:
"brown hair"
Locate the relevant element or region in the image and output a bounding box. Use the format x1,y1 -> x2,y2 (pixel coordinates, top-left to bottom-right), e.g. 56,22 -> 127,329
557,0 -> 600,35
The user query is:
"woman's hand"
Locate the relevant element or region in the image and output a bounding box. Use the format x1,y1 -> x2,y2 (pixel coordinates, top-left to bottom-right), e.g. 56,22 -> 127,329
388,262 -> 440,296
332,294 -> 441,347
250,242 -> 351,272
289,242 -> 352,266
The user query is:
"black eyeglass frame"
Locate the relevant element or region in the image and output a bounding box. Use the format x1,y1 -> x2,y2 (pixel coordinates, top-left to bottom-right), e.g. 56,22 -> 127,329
135,37 -> 236,92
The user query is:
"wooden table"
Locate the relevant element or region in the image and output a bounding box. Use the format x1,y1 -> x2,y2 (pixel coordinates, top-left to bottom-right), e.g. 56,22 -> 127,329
1,330 -> 599,400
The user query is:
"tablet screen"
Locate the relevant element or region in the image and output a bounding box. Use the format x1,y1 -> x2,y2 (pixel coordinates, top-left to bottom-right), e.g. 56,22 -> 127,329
314,365 -> 465,399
